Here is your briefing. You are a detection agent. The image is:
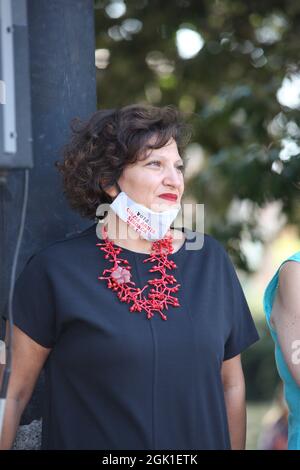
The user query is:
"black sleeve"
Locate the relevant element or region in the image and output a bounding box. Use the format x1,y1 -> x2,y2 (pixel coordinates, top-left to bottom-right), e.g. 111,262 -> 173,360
2,252 -> 57,348
222,249 -> 260,361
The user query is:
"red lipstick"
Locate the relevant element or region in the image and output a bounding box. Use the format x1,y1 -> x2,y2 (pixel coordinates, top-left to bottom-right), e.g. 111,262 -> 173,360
159,193 -> 178,201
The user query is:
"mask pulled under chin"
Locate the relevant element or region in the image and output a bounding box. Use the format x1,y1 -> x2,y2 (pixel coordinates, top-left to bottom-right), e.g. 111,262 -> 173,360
109,191 -> 181,241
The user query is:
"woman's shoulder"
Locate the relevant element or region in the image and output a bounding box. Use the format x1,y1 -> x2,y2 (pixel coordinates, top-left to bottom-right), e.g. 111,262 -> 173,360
23,223 -> 97,270
265,256 -> 300,336
179,227 -> 229,260
267,251 -> 300,297
279,252 -> 300,277
277,257 -> 300,309
264,252 -> 300,324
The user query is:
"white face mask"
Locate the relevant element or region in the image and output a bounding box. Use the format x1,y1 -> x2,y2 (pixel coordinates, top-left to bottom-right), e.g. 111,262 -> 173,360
109,191 -> 181,241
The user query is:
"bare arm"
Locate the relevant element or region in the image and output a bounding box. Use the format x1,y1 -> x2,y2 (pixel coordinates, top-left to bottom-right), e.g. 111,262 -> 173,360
270,261 -> 300,387
0,322 -> 51,449
221,354 -> 246,450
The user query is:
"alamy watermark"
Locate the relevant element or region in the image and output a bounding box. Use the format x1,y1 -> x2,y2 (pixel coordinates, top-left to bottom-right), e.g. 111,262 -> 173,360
95,202 -> 205,250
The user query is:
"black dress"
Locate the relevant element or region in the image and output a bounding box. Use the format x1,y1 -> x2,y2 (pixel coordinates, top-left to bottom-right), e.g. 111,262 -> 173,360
3,223 -> 259,450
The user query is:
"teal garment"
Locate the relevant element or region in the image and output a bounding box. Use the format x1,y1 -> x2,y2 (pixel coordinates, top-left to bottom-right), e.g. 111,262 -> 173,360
263,251 -> 300,450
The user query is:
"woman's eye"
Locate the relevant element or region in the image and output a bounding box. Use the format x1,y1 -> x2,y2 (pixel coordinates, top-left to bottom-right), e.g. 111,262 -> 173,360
147,161 -> 185,171
147,161 -> 161,166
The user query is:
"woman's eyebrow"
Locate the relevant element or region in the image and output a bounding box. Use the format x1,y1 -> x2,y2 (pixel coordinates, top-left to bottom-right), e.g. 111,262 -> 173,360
145,154 -> 184,164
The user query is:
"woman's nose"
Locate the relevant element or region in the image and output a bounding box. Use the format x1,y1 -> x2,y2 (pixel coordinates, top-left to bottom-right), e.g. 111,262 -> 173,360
163,166 -> 182,187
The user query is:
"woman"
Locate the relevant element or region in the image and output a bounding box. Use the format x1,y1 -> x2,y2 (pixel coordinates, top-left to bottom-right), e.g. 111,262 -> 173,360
0,104 -> 259,450
263,253 -> 300,450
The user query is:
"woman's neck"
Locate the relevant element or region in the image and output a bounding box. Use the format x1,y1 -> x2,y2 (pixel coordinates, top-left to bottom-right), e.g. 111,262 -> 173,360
103,209 -> 183,254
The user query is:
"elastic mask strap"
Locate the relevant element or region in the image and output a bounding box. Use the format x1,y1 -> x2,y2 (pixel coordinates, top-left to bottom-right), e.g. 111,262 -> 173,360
115,181 -> 122,195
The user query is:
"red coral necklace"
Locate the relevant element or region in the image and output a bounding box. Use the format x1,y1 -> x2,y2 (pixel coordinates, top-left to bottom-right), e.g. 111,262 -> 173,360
96,224 -> 181,320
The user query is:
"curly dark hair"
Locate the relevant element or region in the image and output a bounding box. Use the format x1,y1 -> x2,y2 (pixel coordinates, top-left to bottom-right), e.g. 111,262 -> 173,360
55,103 -> 193,220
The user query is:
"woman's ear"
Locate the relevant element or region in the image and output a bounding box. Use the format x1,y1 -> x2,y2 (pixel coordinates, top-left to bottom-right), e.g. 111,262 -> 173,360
100,180 -> 119,198
99,178 -> 111,194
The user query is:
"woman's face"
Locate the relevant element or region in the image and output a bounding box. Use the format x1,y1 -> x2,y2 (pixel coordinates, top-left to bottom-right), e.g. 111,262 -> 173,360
109,137 -> 185,210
